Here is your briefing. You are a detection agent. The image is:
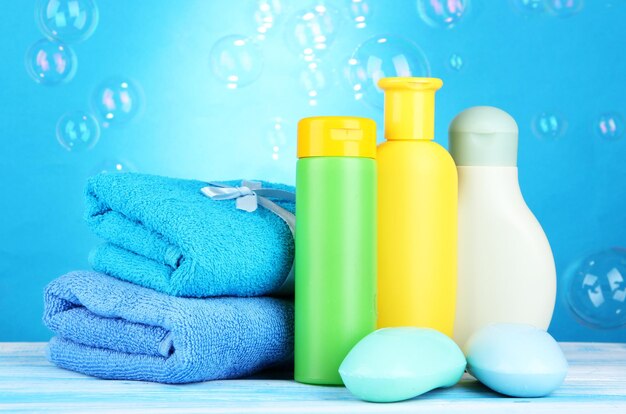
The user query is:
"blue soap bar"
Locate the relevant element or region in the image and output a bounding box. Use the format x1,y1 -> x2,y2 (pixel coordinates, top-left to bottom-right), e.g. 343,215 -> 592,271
465,324 -> 568,397
339,328 -> 466,403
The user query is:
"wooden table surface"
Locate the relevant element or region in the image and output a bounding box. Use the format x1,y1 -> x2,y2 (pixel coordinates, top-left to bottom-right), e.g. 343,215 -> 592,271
1,342 -> 625,413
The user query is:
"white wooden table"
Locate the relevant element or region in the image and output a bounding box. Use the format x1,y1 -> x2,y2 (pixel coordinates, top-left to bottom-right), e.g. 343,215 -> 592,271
1,342 -> 625,413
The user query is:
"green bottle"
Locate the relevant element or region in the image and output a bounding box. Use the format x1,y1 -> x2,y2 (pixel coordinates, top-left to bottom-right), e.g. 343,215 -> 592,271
295,116 -> 377,385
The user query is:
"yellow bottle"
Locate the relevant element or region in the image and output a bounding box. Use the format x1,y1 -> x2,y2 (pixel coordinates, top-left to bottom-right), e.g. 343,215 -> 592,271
377,77 -> 457,336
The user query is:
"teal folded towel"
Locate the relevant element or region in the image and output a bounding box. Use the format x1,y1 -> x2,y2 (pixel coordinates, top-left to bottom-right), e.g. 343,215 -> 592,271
44,271 -> 294,383
85,173 -> 294,297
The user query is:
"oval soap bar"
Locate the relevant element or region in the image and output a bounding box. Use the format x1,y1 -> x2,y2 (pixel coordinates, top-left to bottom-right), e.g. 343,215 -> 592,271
465,324 -> 568,397
339,327 -> 466,402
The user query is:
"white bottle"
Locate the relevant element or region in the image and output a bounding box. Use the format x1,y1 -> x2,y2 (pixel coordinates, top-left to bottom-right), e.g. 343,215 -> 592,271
449,106 -> 556,347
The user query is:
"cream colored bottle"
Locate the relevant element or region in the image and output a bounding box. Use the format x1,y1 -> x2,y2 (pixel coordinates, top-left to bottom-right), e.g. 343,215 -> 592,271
449,106 -> 556,347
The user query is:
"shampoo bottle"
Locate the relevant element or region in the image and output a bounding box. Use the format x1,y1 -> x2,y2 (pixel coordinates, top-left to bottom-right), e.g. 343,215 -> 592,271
377,78 -> 457,336
295,116 -> 377,385
449,106 -> 556,347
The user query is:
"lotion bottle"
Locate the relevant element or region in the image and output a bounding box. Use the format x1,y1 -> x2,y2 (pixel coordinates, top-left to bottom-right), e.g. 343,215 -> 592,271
449,106 -> 556,347
295,116 -> 377,385
377,77 -> 457,336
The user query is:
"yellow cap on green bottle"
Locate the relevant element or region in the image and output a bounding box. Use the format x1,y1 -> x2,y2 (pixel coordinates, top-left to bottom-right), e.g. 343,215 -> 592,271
378,77 -> 443,141
297,116 -> 377,159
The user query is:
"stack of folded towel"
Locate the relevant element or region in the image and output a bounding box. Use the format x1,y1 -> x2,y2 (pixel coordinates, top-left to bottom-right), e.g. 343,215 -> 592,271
43,173 -> 296,384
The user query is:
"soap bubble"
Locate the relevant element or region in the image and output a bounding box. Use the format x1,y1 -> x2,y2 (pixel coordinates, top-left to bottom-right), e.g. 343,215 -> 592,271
417,0 -> 469,28
56,111 -> 100,151
36,0 -> 99,43
532,112 -> 567,139
510,0 -> 547,14
25,39 -> 76,85
284,4 -> 341,61
92,158 -> 137,175
348,35 -> 430,109
210,35 -> 263,89
449,53 -> 464,71
349,0 -> 372,29
91,77 -> 142,126
595,112 -> 624,141
299,61 -> 332,106
546,0 -> 583,17
567,248 -> 626,329
254,0 -> 284,40
265,117 -> 291,161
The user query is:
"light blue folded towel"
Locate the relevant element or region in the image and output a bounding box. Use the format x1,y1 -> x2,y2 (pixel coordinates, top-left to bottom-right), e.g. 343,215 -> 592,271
85,173 -> 295,297
44,271 -> 294,384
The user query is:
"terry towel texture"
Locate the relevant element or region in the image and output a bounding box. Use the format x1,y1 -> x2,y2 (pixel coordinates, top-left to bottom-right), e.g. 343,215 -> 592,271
85,173 -> 295,297
44,271 -> 295,383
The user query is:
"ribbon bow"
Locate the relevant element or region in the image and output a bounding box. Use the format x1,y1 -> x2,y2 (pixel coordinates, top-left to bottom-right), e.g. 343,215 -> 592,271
200,181 -> 296,295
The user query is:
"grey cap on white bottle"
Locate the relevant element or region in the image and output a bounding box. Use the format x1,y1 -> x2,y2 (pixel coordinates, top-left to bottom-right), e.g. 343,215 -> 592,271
448,106 -> 519,167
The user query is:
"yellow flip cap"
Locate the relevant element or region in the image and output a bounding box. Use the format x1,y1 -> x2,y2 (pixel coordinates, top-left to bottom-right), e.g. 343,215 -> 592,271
297,116 -> 377,159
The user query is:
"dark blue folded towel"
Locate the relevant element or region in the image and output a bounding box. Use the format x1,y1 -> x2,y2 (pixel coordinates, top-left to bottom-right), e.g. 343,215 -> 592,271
44,271 -> 294,383
85,173 -> 295,297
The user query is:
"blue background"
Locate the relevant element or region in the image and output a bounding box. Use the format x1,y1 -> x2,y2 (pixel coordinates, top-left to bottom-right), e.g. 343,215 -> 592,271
0,0 -> 625,342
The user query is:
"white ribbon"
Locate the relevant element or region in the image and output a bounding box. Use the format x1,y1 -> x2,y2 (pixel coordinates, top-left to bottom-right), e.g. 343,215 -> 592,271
200,181 -> 295,295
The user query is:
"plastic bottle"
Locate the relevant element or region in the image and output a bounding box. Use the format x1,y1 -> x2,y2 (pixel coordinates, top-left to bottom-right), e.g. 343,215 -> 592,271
295,116 -> 377,385
449,106 -> 556,347
377,77 -> 457,336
